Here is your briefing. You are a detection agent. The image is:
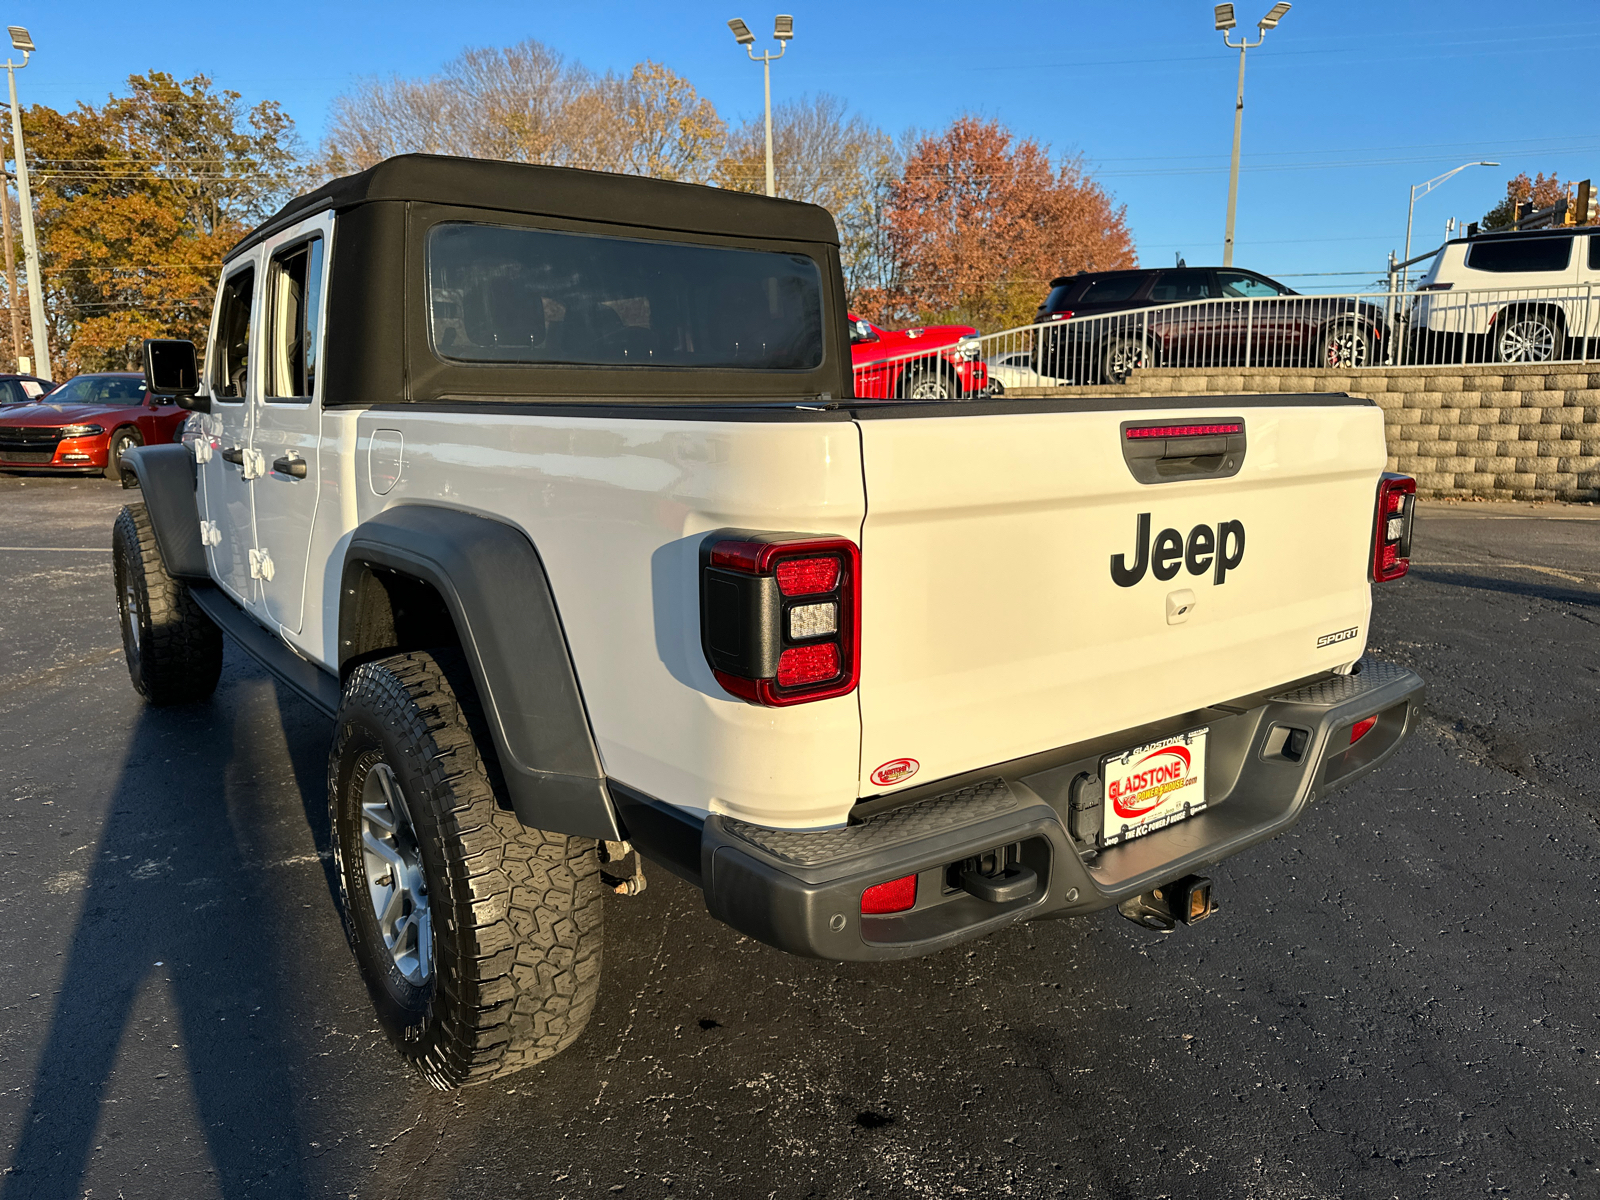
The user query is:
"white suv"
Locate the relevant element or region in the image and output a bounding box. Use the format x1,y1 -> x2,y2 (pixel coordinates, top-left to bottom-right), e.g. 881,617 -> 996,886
1410,227 -> 1599,364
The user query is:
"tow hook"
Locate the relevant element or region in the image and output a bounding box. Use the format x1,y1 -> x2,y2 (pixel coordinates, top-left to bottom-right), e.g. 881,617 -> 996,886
1117,874 -> 1216,932
952,844 -> 1038,903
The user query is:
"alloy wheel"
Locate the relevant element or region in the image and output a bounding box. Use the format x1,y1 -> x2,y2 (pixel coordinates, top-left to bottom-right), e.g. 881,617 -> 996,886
1498,319 -> 1555,363
360,760 -> 433,986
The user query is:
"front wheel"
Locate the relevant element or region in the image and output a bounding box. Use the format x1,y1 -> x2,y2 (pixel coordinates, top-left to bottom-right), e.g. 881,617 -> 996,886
112,503 -> 223,704
105,427 -> 142,483
1493,310 -> 1561,363
901,366 -> 955,399
1321,322 -> 1374,369
329,651 -> 604,1089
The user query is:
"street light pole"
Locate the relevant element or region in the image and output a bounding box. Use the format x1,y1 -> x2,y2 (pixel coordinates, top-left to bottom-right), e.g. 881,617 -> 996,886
1404,160 -> 1499,288
727,15 -> 792,198
1215,4 -> 1292,268
4,27 -> 47,381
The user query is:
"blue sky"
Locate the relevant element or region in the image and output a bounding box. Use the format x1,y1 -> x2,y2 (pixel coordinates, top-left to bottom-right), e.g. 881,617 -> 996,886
19,1 -> 1600,293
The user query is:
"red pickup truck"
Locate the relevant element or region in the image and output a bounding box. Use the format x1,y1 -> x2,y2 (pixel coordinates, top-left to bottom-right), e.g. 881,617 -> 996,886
849,313 -> 989,399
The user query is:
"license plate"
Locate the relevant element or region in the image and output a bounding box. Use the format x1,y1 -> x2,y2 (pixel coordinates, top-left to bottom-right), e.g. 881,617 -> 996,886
1102,727 -> 1208,846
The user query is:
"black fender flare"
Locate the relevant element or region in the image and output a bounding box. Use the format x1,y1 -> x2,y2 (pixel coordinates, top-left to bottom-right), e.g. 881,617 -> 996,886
341,505 -> 620,841
119,443 -> 207,580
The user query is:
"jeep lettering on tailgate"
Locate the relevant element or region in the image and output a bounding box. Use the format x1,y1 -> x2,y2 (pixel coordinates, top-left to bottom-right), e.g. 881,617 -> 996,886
1111,512 -> 1246,587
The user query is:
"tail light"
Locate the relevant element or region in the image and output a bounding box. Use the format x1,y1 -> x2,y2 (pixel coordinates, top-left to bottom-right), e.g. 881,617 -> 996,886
1047,310 -> 1075,321
700,531 -> 860,706
1372,473 -> 1416,582
1350,715 -> 1378,744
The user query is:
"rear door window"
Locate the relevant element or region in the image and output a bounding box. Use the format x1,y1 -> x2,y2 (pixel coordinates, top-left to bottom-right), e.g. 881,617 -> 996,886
1148,270 -> 1213,302
266,238 -> 324,401
1588,236 -> 1600,271
427,223 -> 825,370
1076,276 -> 1143,305
1466,237 -> 1573,273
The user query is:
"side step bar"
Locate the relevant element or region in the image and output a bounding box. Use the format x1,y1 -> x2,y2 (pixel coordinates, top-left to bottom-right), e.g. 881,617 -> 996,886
187,582 -> 340,718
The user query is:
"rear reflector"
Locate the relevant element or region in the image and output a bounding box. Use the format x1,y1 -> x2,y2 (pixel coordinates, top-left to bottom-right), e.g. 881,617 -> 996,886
1372,473 -> 1417,582
1126,422 -> 1243,439
776,555 -> 840,596
861,874 -> 917,915
1350,715 -> 1378,744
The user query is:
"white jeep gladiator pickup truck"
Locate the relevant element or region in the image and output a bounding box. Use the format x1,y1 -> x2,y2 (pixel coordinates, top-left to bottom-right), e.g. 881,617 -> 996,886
113,154 -> 1424,1090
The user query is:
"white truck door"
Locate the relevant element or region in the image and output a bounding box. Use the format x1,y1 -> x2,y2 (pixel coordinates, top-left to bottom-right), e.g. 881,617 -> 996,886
201,258 -> 262,608
251,218 -> 330,635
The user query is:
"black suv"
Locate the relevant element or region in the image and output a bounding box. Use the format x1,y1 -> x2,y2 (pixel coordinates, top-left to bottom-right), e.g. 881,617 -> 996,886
1034,266 -> 1387,383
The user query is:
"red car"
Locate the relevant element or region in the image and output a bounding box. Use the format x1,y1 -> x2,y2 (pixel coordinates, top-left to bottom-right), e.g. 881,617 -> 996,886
849,313 -> 989,399
0,371 -> 187,480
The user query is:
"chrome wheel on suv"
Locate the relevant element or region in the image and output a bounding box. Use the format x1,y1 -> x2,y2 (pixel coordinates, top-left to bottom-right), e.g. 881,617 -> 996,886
359,760 -> 432,986
1494,312 -> 1559,363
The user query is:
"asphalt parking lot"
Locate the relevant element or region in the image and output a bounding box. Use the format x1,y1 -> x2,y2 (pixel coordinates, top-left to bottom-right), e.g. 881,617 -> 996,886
0,472 -> 1597,1200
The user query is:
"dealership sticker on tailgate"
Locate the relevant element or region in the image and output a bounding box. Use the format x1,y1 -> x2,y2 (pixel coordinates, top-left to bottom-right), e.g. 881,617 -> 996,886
1102,728 -> 1208,846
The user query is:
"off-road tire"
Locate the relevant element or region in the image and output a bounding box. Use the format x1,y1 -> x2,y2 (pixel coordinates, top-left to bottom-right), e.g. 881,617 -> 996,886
105,427 -> 142,482
329,650 -> 604,1089
112,503 -> 223,704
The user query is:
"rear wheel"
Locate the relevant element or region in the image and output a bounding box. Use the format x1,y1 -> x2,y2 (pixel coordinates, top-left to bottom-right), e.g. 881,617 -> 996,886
1493,310 -> 1561,363
112,503 -> 223,704
329,650 -> 604,1089
1101,336 -> 1153,384
105,427 -> 142,483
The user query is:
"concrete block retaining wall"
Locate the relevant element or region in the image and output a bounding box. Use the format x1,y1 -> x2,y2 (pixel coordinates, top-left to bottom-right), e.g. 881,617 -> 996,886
1009,364 -> 1600,501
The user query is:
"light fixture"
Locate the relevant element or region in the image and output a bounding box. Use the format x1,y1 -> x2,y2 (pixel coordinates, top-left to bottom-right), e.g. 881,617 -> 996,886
1213,4 -> 1236,31
774,14 -> 793,40
727,17 -> 755,45
8,27 -> 33,53
1258,3 -> 1291,29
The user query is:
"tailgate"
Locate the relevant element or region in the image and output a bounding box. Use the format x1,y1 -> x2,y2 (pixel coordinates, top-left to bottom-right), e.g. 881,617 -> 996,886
853,399 -> 1388,796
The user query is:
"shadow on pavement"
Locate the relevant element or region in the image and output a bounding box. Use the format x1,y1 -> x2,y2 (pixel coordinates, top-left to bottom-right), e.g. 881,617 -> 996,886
1408,566 -> 1600,607
4,676 -> 337,1199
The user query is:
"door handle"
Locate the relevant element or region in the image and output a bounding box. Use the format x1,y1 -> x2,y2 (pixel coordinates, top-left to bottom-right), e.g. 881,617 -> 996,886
272,455 -> 307,479
221,446 -> 244,465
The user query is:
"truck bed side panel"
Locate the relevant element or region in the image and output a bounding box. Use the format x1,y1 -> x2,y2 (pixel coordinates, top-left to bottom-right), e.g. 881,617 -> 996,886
346,410 -> 866,829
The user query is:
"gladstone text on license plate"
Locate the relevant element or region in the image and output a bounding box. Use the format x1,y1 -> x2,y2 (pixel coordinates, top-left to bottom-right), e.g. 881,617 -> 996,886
1102,727 -> 1208,846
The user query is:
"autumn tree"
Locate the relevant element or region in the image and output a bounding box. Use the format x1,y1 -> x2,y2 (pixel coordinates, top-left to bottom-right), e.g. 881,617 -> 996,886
1481,171 -> 1570,231
717,94 -> 897,295
26,72 -> 301,375
854,116 -> 1135,330
324,41 -> 724,183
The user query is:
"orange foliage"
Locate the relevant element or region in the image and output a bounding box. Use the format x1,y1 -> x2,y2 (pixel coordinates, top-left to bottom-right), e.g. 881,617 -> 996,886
853,116 -> 1135,331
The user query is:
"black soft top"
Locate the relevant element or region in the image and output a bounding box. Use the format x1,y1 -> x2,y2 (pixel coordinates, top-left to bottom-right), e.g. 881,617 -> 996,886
231,153 -> 840,261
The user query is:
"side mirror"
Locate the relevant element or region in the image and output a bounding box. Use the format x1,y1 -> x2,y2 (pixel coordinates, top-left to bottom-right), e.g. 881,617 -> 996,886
143,338 -> 209,413
850,319 -> 879,345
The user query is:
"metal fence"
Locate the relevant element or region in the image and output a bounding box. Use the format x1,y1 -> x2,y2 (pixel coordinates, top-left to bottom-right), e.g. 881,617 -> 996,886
851,282 -> 1600,399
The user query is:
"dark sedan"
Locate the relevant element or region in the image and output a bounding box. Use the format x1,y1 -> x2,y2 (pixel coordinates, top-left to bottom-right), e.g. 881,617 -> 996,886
1035,266 -> 1387,383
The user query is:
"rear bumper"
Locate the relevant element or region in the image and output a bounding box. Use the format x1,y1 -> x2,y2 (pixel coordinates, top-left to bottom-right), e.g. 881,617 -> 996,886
617,658 -> 1425,961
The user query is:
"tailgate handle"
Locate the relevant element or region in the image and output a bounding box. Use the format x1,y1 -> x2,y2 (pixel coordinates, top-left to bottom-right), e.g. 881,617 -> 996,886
1121,418 -> 1246,485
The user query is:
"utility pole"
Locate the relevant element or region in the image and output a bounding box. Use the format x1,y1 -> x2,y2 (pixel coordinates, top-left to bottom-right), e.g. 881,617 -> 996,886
0,168 -> 20,373
1214,4 -> 1292,268
727,15 -> 792,198
4,27 -> 47,380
